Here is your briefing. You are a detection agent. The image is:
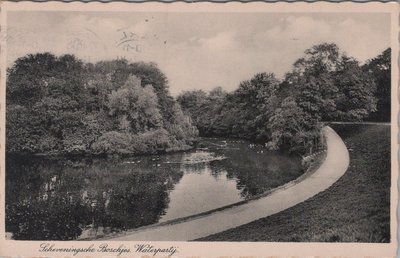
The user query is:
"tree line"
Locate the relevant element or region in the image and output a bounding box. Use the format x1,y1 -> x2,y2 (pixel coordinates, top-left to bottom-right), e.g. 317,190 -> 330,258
6,43 -> 390,156
6,54 -> 198,156
177,43 -> 391,154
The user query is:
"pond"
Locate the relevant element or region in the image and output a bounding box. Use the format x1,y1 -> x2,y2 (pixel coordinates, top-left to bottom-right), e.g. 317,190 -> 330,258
6,137 -> 303,240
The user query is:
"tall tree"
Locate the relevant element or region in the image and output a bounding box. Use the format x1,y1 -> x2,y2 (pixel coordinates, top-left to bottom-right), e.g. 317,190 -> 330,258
363,48 -> 391,121
283,43 -> 377,122
7,53 -> 58,107
333,56 -> 377,121
177,90 -> 209,133
267,97 -> 321,155
107,75 -> 162,133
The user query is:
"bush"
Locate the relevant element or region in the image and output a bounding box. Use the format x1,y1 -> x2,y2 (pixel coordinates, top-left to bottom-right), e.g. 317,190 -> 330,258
91,131 -> 132,155
131,129 -> 171,154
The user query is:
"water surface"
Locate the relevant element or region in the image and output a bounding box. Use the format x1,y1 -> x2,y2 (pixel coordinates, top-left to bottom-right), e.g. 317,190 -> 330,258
6,137 -> 302,240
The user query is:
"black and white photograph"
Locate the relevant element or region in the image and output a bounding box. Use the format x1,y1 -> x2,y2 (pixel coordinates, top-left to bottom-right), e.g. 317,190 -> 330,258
0,1 -> 397,257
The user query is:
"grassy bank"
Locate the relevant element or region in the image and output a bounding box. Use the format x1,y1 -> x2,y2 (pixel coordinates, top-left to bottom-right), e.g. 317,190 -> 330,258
198,124 -> 391,242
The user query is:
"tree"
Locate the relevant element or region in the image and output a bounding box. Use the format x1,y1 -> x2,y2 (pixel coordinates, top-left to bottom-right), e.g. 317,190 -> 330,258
107,75 -> 163,133
6,53 -> 198,155
290,43 -> 341,77
363,48 -> 391,121
203,87 -> 228,135
267,97 -> 321,155
7,53 -> 58,106
283,43 -> 377,122
239,73 -> 280,140
163,102 -> 198,143
6,105 -> 46,153
288,72 -> 338,121
209,73 -> 280,140
177,73 -> 281,141
334,56 -> 377,121
177,90 -> 209,133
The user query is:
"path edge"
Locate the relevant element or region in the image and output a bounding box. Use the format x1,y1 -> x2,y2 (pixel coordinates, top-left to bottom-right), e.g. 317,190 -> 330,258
94,126 -> 337,241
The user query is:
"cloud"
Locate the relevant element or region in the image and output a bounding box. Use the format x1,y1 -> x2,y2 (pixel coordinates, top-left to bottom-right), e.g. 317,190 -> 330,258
200,31 -> 237,51
6,12 -> 390,96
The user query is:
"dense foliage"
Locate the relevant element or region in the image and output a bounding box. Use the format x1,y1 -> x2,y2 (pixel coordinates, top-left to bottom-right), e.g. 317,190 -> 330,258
362,48 -> 391,122
7,44 -> 390,156
178,44 -> 390,155
6,53 -> 198,155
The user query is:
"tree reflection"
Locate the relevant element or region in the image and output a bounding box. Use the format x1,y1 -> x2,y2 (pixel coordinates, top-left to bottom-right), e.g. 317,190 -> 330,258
6,139 -> 303,240
6,155 -> 183,240
208,139 -> 303,199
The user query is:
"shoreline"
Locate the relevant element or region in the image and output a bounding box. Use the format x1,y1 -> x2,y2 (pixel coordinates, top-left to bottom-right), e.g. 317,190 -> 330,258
5,143 -> 196,160
91,149 -> 326,241
97,126 -> 342,241
200,123 -> 390,242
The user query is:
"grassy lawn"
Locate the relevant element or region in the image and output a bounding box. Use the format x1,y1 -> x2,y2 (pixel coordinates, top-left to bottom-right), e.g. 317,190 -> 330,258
198,124 -> 391,242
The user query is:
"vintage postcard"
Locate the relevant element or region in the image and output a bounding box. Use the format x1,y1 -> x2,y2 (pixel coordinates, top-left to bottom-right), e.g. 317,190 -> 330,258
0,1 -> 398,257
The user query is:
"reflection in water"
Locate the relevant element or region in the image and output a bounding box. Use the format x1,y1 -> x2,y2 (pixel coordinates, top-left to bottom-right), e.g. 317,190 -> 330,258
6,156 -> 183,240
159,163 -> 241,222
6,137 -> 302,240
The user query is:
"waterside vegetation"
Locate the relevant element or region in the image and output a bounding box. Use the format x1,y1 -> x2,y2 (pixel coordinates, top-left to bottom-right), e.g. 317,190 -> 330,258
178,44 -> 390,154
6,43 -> 390,157
7,56 -> 198,156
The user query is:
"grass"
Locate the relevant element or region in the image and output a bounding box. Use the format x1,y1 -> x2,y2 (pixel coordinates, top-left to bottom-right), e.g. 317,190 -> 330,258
197,124 -> 391,242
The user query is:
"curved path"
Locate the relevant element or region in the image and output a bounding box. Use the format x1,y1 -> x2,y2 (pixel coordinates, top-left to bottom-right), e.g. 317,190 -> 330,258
107,126 -> 349,241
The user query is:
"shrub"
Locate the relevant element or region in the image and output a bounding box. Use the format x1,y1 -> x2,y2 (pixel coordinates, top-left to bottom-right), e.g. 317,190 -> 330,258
91,131 -> 132,155
131,129 -> 171,154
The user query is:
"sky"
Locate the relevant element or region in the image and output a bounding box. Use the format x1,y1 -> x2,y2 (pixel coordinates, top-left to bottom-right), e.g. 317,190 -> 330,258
6,11 -> 391,96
